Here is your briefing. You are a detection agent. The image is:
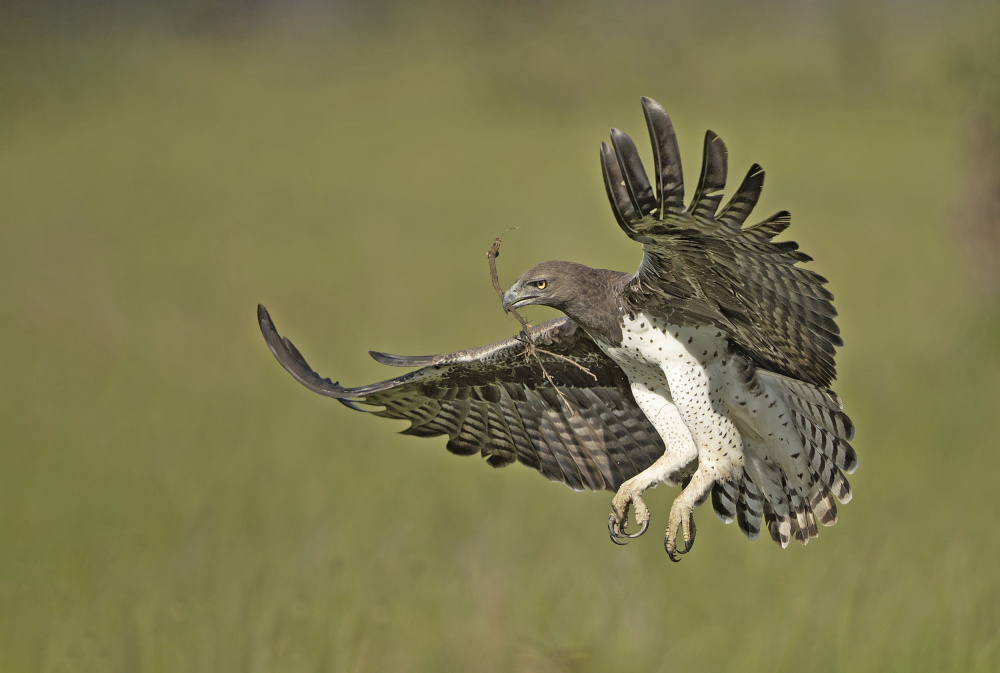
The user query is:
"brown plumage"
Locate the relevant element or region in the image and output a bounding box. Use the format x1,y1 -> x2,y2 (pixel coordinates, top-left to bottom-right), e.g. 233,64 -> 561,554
258,97 -> 855,559
259,307 -> 665,491
601,100 -> 840,387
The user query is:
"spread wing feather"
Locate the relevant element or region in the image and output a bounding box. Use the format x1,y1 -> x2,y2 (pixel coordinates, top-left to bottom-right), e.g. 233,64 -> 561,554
258,305 -> 665,491
600,97 -> 841,387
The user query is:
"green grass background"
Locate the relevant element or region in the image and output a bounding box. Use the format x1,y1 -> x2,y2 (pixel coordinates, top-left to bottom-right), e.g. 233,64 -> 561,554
3,1 -> 1000,670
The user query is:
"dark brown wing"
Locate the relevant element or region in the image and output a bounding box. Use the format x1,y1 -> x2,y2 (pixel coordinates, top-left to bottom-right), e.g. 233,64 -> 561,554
600,97 -> 841,387
258,305 -> 665,491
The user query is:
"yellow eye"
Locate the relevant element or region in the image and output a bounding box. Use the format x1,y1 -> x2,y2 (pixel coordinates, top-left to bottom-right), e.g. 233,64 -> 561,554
534,280 -> 547,290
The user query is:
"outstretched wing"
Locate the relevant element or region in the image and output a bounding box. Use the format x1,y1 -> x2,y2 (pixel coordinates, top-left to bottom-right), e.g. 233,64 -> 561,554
600,97 -> 841,387
258,305 -> 666,491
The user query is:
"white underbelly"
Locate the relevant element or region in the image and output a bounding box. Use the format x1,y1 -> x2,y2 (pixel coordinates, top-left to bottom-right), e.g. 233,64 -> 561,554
599,312 -> 747,481
601,312 -> 730,401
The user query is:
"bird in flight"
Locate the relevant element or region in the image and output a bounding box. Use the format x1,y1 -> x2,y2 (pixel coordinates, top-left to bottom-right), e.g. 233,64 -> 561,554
258,97 -> 855,560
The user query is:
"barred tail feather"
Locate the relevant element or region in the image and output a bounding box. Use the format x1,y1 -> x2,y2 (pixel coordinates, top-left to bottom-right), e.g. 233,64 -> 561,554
712,478 -> 739,524
829,469 -> 853,504
736,472 -> 763,540
761,374 -> 855,481
763,504 -> 792,548
742,449 -> 793,548
789,489 -> 819,545
810,487 -> 838,526
710,470 -> 765,541
736,370 -> 856,549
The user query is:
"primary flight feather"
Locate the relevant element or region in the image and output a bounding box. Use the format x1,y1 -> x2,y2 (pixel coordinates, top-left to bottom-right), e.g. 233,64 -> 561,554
259,97 -> 855,560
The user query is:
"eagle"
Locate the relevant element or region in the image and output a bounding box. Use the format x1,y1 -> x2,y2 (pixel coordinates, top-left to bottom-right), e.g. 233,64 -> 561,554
258,97 -> 856,560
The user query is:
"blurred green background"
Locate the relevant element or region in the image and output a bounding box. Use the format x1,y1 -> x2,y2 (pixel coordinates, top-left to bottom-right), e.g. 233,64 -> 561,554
3,1 -> 1000,671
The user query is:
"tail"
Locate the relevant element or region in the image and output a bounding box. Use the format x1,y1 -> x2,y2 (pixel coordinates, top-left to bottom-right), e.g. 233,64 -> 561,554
714,370 -> 856,548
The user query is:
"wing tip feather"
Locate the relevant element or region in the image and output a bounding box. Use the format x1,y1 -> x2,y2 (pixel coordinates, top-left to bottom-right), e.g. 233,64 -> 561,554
257,304 -> 369,402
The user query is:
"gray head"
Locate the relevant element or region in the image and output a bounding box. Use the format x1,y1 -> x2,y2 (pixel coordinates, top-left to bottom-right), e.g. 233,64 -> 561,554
501,260 -> 635,327
502,261 -> 586,314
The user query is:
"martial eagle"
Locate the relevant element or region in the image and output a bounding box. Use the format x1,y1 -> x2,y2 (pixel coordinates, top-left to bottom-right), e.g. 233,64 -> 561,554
258,97 -> 855,560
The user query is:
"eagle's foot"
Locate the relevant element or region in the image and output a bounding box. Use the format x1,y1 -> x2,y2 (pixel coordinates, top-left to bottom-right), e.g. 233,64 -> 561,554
607,482 -> 650,545
664,498 -> 697,562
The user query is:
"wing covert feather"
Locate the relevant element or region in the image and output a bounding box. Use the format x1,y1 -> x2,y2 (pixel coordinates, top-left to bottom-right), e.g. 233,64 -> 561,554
602,98 -> 841,386
258,305 -> 665,491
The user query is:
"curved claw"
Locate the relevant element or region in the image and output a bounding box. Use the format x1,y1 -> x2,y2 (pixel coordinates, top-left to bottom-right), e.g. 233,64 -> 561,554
623,518 -> 649,539
608,483 -> 651,547
608,515 -> 629,545
664,509 -> 697,561
608,511 -> 649,544
677,517 -> 696,554
665,538 -> 682,562
666,533 -> 695,561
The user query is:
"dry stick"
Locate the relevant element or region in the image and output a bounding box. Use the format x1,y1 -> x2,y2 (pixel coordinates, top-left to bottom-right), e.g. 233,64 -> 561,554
534,347 -> 599,381
487,235 -> 597,381
487,235 -> 596,416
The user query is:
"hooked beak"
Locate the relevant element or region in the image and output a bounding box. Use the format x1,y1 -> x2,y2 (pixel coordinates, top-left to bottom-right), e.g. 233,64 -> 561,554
502,286 -> 536,313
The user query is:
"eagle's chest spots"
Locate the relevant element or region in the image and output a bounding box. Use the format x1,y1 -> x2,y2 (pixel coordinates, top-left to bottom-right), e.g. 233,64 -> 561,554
601,314 -> 746,479
598,313 -> 734,427
604,313 -> 726,381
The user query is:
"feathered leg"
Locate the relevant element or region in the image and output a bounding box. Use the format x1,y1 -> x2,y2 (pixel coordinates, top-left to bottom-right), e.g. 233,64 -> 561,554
608,392 -> 697,544
660,377 -> 746,557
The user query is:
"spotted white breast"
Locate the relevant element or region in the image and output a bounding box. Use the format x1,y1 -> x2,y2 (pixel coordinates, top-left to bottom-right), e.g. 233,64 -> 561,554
598,313 -> 748,486
598,311 -> 855,549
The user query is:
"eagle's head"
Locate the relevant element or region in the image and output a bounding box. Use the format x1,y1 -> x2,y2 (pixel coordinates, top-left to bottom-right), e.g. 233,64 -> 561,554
503,261 -> 592,315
